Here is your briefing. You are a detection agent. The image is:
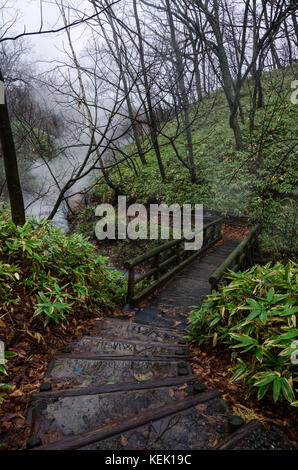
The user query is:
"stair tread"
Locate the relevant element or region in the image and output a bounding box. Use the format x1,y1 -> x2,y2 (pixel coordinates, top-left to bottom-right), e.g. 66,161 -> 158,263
30,382 -> 203,443
70,336 -> 188,357
33,391 -> 226,450
92,318 -> 185,342
45,356 -> 191,389
32,375 -> 197,400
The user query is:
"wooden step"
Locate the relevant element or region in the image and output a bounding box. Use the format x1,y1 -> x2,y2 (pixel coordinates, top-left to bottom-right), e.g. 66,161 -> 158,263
29,381 -> 206,445
45,355 -> 192,389
92,317 -> 186,343
31,376 -> 198,400
32,390 -> 227,450
69,336 -> 188,358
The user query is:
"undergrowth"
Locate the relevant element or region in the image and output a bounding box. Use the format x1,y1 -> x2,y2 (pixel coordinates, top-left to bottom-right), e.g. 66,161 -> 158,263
0,204 -> 126,326
188,262 -> 298,405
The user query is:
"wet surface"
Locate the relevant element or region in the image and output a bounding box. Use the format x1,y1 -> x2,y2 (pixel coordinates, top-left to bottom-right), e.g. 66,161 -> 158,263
71,336 -> 188,357
47,357 -> 188,388
148,240 -> 239,314
233,425 -> 297,450
93,318 -> 185,343
27,238 -> 296,450
131,308 -> 188,331
81,398 -> 230,450
31,384 -> 198,443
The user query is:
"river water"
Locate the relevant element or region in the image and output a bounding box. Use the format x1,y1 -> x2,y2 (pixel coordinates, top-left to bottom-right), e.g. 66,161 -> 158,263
23,144 -> 95,232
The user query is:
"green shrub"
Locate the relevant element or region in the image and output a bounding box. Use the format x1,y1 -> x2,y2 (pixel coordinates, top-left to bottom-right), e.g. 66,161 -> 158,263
0,204 -> 126,325
188,262 -> 298,405
94,66 -> 298,260
0,351 -> 16,404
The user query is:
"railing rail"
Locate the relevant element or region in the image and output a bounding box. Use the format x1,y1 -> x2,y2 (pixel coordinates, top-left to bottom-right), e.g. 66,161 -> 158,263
124,217 -> 223,304
209,223 -> 261,292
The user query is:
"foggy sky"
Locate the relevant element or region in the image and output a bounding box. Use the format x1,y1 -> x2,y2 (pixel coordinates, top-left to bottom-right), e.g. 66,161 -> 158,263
4,0 -> 96,65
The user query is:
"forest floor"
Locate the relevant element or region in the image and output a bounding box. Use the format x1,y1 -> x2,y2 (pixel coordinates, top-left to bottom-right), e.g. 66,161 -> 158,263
1,221 -> 296,450
1,289 -> 297,450
190,341 -> 298,447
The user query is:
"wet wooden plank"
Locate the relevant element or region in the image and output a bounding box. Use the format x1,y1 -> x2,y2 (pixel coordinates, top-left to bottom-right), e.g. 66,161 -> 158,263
54,354 -> 189,362
34,390 -> 220,450
31,376 -> 197,400
45,356 -> 192,388
70,336 -> 188,357
149,239 -> 238,314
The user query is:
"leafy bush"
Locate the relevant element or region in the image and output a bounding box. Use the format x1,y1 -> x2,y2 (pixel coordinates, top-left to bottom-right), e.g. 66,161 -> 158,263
0,205 -> 126,325
0,351 -> 16,404
188,262 -> 298,405
70,205 -> 176,266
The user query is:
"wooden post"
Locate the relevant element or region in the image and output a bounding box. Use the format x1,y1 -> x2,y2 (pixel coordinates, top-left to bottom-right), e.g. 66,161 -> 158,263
127,267 -> 135,303
154,253 -> 160,280
176,243 -> 180,264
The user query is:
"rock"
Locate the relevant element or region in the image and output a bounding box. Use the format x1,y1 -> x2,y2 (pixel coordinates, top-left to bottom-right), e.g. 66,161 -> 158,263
178,367 -> 189,376
39,383 -> 52,392
175,349 -> 185,355
27,436 -> 42,449
178,339 -> 187,345
228,415 -> 244,433
193,383 -> 206,394
122,304 -> 138,313
178,361 -> 187,368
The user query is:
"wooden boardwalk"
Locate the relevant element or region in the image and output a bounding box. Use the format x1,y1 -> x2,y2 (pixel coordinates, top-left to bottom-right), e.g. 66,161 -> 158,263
25,231 -> 296,450
149,239 -> 238,313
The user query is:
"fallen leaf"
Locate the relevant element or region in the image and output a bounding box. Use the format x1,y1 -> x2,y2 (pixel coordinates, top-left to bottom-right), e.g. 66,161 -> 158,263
134,372 -> 153,382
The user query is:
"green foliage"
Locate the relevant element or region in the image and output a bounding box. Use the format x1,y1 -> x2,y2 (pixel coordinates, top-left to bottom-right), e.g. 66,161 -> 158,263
0,204 -> 126,325
188,262 -> 298,404
69,206 -> 97,241
0,351 -> 17,404
70,205 -> 176,265
94,66 -> 298,260
12,120 -> 56,160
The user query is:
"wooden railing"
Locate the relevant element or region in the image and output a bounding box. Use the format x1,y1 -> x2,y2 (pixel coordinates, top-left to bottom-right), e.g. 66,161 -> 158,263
209,223 -> 261,292
124,217 -> 223,304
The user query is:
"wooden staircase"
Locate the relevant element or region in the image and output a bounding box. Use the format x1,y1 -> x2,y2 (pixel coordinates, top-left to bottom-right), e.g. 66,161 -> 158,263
25,226 -> 296,451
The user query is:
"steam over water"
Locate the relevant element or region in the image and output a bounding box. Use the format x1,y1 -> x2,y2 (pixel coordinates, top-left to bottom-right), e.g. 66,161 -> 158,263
20,100 -> 130,232
23,142 -> 96,232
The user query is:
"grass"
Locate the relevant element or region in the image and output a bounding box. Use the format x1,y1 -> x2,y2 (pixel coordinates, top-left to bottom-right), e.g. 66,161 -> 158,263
87,65 -> 298,261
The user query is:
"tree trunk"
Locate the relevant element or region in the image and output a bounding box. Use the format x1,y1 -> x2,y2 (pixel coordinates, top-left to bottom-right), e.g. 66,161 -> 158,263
190,35 -> 202,102
0,70 -> 25,226
292,13 -> 298,44
165,0 -> 197,183
218,46 -> 243,149
133,0 -> 166,181
263,4 -> 281,69
104,10 -> 147,166
284,20 -> 293,65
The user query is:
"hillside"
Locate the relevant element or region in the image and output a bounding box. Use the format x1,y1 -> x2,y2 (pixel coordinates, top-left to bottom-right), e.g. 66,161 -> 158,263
83,66 -> 298,261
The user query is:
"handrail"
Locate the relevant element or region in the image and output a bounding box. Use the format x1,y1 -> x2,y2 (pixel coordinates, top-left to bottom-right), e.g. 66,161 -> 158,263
125,217 -> 224,304
209,224 -> 261,291
124,217 -> 223,269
